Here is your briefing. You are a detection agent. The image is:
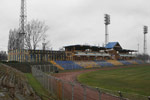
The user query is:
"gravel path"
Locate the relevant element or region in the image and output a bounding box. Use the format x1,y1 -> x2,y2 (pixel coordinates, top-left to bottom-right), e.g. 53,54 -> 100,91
54,66 -> 130,100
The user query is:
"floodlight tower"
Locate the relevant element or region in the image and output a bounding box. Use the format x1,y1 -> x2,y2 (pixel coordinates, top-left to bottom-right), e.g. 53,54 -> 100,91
19,0 -> 27,49
143,26 -> 148,55
137,43 -> 139,54
104,14 -> 110,46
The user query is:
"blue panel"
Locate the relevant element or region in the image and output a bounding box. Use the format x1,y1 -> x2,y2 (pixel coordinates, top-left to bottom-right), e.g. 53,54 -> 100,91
55,61 -> 83,70
105,42 -> 118,49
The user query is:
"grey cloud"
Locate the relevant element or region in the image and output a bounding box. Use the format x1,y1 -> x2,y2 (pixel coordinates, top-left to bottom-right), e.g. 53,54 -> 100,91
0,0 -> 150,54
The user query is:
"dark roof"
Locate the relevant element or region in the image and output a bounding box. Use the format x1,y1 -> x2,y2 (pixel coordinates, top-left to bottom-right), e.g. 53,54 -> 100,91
118,49 -> 137,52
64,45 -> 106,50
105,42 -> 119,49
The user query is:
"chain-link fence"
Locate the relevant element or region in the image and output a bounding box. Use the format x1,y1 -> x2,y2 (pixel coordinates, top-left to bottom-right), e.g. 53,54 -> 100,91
31,65 -> 150,100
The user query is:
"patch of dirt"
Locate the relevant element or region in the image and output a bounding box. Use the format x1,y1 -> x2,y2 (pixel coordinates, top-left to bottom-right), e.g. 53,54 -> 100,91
54,66 -> 130,100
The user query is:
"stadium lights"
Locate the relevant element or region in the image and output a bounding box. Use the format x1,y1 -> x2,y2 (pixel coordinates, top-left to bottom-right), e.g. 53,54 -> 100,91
104,14 -> 110,25
104,14 -> 110,46
144,26 -> 148,34
143,25 -> 148,62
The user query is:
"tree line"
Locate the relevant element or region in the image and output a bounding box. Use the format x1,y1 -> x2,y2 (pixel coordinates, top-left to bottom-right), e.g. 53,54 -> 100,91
8,19 -> 50,51
137,54 -> 150,61
0,51 -> 7,61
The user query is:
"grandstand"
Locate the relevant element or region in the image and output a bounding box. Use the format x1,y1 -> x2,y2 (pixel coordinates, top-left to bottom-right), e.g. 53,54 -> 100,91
8,49 -> 66,62
8,41 -> 140,70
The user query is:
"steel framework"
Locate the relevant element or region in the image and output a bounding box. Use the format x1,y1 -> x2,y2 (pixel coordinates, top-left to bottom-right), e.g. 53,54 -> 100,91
19,0 -> 27,49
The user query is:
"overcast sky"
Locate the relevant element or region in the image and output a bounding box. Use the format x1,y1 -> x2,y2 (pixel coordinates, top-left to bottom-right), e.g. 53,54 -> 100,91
0,0 -> 150,54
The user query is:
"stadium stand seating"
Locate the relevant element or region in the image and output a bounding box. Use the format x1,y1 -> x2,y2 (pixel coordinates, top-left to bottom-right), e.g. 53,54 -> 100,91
107,60 -> 123,66
0,64 -> 37,99
118,60 -> 132,65
75,61 -> 99,68
55,61 -> 83,70
127,60 -> 138,64
95,60 -> 114,67
49,60 -> 145,70
50,61 -> 64,70
134,60 -> 144,64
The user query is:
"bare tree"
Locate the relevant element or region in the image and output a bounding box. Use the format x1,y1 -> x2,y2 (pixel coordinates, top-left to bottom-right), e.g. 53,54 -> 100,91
42,35 -> 52,50
25,19 -> 49,50
0,51 -> 7,61
8,29 -> 20,50
8,19 -> 49,50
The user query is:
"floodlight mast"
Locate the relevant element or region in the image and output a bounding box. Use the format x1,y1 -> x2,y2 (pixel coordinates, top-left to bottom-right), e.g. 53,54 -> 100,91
143,26 -> 148,55
19,0 -> 27,49
104,14 -> 110,46
143,26 -> 148,62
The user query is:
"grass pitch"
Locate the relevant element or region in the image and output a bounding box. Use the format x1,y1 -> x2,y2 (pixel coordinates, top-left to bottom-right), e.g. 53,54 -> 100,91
78,65 -> 150,97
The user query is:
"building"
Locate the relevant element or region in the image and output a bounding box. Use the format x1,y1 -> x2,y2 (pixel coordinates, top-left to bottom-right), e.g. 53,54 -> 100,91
105,42 -> 137,60
64,42 -> 137,61
8,42 -> 137,62
8,49 -> 66,62
64,45 -> 111,61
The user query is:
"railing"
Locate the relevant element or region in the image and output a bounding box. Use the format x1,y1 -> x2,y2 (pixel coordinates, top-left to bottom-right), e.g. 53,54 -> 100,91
75,52 -> 111,57
119,54 -> 136,57
32,65 -> 131,100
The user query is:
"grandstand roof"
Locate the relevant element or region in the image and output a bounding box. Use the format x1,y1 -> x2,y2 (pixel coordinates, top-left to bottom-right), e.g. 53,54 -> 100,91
105,42 -> 122,49
105,42 -> 136,52
64,45 -> 106,51
118,49 -> 137,53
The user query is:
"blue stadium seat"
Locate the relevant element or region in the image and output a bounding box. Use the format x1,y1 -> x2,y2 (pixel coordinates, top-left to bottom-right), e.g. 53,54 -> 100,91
118,60 -> 132,65
134,60 -> 144,64
95,61 -> 113,67
55,61 -> 83,70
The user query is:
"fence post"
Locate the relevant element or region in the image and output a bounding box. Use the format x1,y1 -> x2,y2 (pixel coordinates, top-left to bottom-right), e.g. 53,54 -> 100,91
45,74 -> 48,89
43,73 -> 45,87
44,65 -> 46,72
42,72 -> 45,87
40,65 -> 42,71
49,65 -> 51,73
148,96 -> 150,100
39,70 -> 41,83
45,74 -> 47,88
96,87 -> 101,100
81,85 -> 86,100
70,82 -> 75,100
47,75 -> 49,92
53,64 -> 55,73
62,81 -> 64,100
51,76 -> 53,93
118,91 -> 123,100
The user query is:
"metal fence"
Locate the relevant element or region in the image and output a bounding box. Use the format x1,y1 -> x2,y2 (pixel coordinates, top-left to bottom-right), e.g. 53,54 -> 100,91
31,65 -> 150,100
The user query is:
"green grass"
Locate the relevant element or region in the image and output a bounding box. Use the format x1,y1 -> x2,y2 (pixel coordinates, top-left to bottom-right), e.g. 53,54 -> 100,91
78,65 -> 150,98
25,73 -> 57,100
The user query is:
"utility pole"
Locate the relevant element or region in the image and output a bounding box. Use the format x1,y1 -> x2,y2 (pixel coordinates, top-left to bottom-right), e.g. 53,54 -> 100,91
104,14 -> 110,46
42,38 -> 47,62
138,43 -> 139,54
19,0 -> 27,49
143,26 -> 148,61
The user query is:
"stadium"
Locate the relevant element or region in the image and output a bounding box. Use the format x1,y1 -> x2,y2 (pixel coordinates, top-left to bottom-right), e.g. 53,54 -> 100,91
1,0 -> 150,100
7,40 -> 149,100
